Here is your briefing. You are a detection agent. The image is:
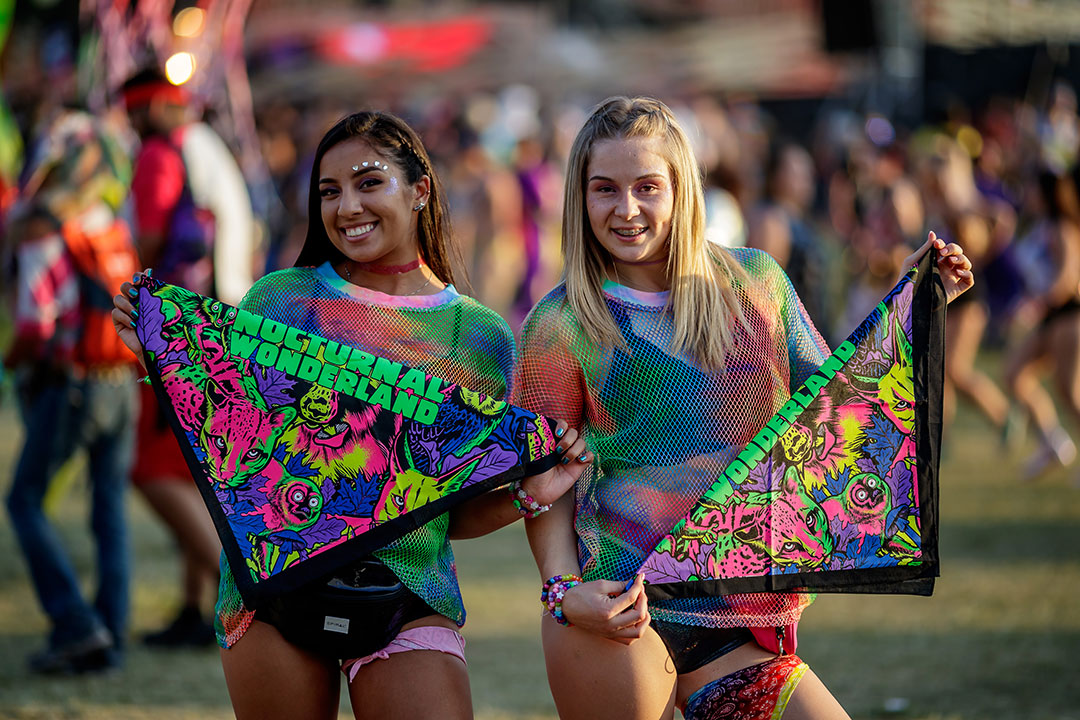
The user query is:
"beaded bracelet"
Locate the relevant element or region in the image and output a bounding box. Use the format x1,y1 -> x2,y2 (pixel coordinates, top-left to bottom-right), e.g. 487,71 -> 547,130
509,479 -> 551,519
541,573 -> 583,626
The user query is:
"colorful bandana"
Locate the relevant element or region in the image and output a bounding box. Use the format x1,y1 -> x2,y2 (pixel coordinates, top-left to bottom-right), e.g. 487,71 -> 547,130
132,275 -> 559,607
638,251 -> 943,599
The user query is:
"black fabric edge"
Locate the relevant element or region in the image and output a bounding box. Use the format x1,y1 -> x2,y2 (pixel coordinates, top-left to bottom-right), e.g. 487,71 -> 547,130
644,564 -> 938,602
245,452 -> 560,608
136,284 -> 563,609
914,251 -> 945,582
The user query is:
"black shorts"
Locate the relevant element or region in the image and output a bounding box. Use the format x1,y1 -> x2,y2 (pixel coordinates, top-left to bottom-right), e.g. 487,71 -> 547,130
650,618 -> 754,674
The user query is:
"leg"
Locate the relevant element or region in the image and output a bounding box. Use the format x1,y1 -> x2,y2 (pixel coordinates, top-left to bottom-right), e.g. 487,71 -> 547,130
541,612 -> 677,720
1047,317 -> 1080,429
84,377 -> 136,652
781,666 -> 852,720
136,481 -> 222,596
138,481 -> 220,646
345,617 -> 472,720
680,654 -> 850,720
221,619 -> 341,720
1005,329 -> 1060,440
945,303 -> 1009,428
5,379 -> 103,648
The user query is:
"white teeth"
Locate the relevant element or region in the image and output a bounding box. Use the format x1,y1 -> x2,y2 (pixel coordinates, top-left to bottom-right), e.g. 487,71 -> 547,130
343,223 -> 375,237
614,228 -> 646,237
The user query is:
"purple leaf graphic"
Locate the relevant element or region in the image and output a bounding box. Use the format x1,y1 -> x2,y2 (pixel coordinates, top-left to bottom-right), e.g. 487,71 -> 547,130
136,290 -> 168,357
302,515 -> 348,548
453,446 -> 516,487
253,364 -> 296,407
640,549 -> 700,584
159,348 -> 192,369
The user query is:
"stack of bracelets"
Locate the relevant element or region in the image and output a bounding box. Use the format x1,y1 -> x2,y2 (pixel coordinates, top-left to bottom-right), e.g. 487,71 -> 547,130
541,573 -> 583,626
508,478 -> 551,519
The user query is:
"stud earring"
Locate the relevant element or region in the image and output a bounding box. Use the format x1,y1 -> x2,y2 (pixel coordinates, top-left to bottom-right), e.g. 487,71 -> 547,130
352,165 -> 359,171
413,201 -> 426,212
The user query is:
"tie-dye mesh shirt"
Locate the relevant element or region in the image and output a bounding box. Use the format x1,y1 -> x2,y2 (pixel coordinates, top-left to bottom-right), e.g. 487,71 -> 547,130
215,262 -> 514,648
513,248 -> 830,629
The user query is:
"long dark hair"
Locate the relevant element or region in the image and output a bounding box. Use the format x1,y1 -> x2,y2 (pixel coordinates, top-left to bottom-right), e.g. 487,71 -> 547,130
294,111 -> 460,286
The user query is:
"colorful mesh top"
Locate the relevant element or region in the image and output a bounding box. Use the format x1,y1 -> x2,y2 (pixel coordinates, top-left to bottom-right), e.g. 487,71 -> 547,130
215,262 -> 515,648
513,248 -> 830,629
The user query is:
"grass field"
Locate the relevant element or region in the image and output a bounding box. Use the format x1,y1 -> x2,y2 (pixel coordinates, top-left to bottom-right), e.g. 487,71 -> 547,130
1,396 -> 1078,719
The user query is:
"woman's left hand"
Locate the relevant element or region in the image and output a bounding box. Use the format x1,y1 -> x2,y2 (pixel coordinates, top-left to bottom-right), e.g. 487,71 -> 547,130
900,231 -> 974,305
520,420 -> 592,508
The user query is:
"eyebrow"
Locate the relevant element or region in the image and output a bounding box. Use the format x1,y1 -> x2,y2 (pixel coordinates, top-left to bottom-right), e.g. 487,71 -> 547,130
587,173 -> 667,183
318,166 -> 383,184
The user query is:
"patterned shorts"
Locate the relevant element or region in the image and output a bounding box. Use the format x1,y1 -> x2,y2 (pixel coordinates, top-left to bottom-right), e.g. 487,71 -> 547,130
682,654 -> 808,720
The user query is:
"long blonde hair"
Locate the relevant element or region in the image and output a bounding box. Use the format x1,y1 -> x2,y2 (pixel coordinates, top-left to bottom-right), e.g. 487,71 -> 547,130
562,96 -> 749,370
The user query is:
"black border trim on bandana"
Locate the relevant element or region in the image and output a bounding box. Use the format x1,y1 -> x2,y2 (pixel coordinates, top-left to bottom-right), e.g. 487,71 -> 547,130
137,281 -> 560,609
643,250 -> 944,601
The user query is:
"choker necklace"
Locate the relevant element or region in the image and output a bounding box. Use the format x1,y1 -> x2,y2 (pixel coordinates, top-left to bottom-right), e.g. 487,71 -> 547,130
346,258 -> 424,277
344,259 -> 424,281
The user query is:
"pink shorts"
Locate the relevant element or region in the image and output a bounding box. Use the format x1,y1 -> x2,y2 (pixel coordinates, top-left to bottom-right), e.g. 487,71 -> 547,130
341,626 -> 466,683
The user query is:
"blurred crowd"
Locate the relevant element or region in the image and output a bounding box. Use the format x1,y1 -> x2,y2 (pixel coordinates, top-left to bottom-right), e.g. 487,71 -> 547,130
247,80 -> 1080,482
6,14 -> 1080,675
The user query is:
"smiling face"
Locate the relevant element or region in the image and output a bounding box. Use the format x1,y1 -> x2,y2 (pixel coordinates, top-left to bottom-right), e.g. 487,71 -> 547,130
318,137 -> 429,267
585,135 -> 675,267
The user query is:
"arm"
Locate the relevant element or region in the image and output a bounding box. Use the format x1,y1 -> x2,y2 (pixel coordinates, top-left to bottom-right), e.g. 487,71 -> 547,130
5,218 -> 66,369
1041,220 -> 1080,308
508,295 -> 648,643
447,422 -> 591,539
526,494 -> 649,644
130,141 -> 185,268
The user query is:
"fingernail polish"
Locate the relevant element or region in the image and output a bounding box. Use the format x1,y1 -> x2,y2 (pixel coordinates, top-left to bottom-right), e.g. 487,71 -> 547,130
578,453 -> 588,462
130,319 -> 137,328
556,445 -> 563,453
131,309 -> 139,319
561,457 -> 570,464
128,288 -> 138,298
556,427 -> 565,438
132,274 -> 140,283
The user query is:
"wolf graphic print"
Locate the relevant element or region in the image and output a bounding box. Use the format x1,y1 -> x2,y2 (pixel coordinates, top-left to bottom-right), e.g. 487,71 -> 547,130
131,277 -> 559,605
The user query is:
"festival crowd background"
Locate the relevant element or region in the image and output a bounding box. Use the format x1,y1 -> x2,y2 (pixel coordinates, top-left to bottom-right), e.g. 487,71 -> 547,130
1,0 -> 1079,718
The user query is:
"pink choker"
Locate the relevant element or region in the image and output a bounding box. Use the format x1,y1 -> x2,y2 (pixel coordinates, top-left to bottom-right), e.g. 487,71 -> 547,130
350,258 -> 424,275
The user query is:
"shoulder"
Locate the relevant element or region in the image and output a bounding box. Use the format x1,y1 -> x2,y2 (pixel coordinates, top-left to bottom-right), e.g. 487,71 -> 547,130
239,267 -> 323,312
724,246 -> 783,276
136,136 -> 182,167
132,137 -> 184,190
521,284 -> 572,331
453,294 -> 516,352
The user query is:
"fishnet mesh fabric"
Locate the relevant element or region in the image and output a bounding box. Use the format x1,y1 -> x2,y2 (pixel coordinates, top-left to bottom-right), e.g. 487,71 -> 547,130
214,262 -> 515,647
514,248 -> 830,629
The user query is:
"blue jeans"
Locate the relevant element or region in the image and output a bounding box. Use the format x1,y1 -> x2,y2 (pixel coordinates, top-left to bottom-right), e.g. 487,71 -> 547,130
6,370 -> 136,652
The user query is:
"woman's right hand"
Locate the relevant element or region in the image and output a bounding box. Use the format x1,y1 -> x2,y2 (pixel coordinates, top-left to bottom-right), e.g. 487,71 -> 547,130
559,573 -> 650,645
113,271 -> 148,369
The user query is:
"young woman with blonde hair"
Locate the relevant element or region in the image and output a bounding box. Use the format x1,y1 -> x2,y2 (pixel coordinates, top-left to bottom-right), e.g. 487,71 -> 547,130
514,96 -> 973,720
